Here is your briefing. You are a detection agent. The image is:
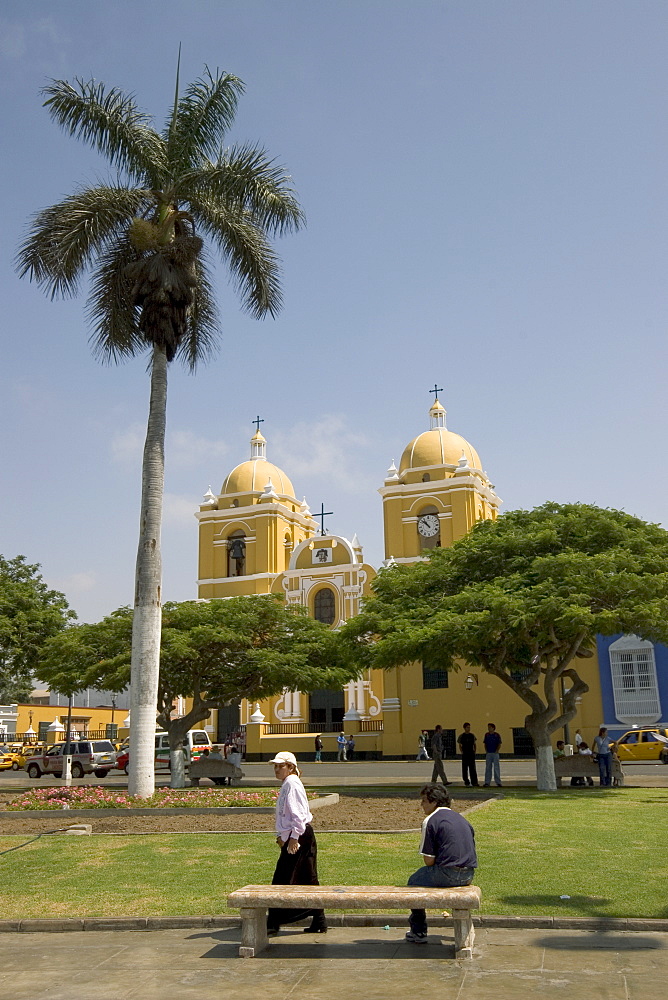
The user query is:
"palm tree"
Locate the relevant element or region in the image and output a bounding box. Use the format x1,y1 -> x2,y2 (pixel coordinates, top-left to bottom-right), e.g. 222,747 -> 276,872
16,68 -> 304,797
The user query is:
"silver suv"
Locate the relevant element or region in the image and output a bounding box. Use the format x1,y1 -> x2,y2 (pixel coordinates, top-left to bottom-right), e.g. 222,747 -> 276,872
27,740 -> 117,779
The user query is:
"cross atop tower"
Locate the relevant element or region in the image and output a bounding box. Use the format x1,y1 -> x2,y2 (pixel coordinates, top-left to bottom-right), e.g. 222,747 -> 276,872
314,502 -> 333,536
252,415 -> 265,433
429,383 -> 443,401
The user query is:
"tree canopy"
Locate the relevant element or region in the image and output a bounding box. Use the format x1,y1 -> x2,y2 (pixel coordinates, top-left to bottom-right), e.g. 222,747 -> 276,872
0,555 -> 75,704
341,503 -> 668,789
39,595 -> 357,782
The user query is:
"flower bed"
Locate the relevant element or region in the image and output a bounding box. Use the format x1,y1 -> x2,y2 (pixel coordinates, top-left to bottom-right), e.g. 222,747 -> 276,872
6,786 -> 297,811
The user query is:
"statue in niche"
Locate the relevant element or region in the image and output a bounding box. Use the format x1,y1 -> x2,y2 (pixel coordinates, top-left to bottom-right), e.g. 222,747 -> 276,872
228,536 -> 246,576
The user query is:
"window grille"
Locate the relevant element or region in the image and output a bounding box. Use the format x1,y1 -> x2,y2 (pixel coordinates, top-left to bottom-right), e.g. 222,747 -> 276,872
609,638 -> 661,721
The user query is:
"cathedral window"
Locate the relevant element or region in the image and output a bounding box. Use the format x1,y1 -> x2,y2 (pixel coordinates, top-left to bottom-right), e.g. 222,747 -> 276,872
313,587 -> 336,626
609,636 -> 660,720
422,664 -> 448,689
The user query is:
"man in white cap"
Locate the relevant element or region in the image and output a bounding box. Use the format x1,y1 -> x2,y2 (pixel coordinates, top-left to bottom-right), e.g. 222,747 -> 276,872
266,751 -> 327,935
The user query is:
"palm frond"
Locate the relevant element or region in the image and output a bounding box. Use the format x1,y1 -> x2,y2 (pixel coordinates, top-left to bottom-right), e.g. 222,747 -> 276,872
42,78 -> 167,184
167,69 -> 243,172
86,235 -> 145,362
16,186 -> 152,298
175,250 -> 220,371
181,145 -> 305,236
192,196 -> 283,318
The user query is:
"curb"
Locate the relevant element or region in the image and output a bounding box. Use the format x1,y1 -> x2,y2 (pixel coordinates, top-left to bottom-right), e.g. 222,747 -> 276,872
1,913 -> 667,934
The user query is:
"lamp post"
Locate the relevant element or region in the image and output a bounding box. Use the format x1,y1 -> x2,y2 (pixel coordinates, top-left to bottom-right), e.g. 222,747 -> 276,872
560,677 -> 571,745
464,673 -> 479,690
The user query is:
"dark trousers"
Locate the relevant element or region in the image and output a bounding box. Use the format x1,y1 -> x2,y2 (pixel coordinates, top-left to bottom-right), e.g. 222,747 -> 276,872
267,824 -> 326,930
431,755 -> 448,783
461,755 -> 478,786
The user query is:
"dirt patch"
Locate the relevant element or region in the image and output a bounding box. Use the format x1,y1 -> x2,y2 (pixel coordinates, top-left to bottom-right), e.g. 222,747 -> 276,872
0,791 -> 483,835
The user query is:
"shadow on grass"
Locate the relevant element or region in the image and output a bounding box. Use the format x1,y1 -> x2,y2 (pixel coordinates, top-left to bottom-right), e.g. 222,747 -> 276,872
500,894 -> 613,916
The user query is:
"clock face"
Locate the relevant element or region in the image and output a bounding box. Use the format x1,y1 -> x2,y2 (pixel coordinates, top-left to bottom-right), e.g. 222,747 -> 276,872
418,513 -> 440,537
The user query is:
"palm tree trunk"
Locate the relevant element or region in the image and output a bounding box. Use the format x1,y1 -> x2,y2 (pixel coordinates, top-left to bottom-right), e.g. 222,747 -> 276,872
128,345 -> 167,798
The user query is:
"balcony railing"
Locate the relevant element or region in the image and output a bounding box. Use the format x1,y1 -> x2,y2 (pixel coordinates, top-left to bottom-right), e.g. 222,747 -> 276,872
263,720 -> 383,735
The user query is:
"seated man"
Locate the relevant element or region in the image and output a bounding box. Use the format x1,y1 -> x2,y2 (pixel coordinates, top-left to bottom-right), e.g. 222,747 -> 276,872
405,783 -> 478,944
553,740 -> 566,758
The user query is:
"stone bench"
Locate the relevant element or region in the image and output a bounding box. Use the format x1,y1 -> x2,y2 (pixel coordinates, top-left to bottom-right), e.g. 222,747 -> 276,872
227,883 -> 481,959
188,757 -> 244,786
554,755 -> 624,787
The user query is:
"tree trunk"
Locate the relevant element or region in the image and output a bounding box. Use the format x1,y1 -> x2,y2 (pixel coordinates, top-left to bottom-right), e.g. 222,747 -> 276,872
167,717 -> 191,789
534,743 -> 557,792
128,347 -> 167,798
525,718 -> 557,791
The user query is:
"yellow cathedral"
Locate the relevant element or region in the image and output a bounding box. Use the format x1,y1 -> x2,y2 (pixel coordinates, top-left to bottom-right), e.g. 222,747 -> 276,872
196,396 -> 605,760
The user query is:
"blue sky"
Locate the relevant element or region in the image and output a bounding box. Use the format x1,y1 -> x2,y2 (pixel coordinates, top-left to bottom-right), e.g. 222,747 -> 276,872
1,1 -> 667,623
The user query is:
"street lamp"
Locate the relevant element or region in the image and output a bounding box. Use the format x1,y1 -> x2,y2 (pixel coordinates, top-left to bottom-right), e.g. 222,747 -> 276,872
465,673 -> 479,690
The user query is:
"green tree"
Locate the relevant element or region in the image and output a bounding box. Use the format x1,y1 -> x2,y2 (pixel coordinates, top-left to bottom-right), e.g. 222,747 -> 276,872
17,69 -> 303,796
0,555 -> 75,704
341,503 -> 668,790
39,596 -> 356,786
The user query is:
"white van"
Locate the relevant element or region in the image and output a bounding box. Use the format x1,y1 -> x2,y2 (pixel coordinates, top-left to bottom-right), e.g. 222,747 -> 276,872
154,729 -> 212,768
117,730 -> 212,772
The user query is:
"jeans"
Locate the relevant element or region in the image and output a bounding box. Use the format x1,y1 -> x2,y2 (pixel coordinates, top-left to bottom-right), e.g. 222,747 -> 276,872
407,864 -> 475,934
484,752 -> 501,785
337,747 -> 346,761
597,753 -> 612,787
314,750 -> 322,762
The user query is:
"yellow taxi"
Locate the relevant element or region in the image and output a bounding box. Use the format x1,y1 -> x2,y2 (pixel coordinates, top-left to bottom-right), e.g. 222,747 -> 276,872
0,750 -> 27,771
614,727 -> 668,764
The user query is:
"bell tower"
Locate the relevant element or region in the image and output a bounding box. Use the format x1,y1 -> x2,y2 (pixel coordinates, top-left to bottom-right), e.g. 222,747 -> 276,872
379,391 -> 501,564
196,422 -> 317,598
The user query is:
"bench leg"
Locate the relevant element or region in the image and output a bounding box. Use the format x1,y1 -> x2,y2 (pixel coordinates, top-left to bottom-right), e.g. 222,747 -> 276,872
452,908 -> 474,959
239,907 -> 268,958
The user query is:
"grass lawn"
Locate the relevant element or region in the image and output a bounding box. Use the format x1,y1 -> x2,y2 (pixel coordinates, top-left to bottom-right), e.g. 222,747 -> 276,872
1,787 -> 666,920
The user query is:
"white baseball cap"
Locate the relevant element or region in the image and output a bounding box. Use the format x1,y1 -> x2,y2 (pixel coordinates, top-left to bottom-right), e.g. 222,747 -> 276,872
269,751 -> 298,767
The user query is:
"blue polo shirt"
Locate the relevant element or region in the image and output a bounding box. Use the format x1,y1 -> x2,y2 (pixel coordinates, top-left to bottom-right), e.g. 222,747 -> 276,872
419,807 -> 477,869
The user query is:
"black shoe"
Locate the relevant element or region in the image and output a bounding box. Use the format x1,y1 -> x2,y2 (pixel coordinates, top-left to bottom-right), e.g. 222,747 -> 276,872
304,923 -> 327,934
266,925 -> 280,937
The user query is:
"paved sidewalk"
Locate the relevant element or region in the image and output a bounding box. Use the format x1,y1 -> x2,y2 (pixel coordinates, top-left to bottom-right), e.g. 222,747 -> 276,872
0,923 -> 665,999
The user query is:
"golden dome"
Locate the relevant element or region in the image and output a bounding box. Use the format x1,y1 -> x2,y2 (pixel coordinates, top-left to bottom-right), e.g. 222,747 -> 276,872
399,399 -> 481,473
221,459 -> 295,497
399,428 -> 481,473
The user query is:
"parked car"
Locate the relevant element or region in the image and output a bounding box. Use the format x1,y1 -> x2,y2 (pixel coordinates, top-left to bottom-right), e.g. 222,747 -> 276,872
614,727 -> 668,763
0,751 -> 27,771
26,740 -> 118,779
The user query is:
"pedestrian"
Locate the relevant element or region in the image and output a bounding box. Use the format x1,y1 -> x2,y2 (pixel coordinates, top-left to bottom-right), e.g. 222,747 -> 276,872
574,728 -> 583,751
482,723 -> 502,787
336,732 -> 347,761
346,734 -> 355,761
430,725 -> 449,783
592,726 -> 614,787
314,734 -> 323,763
266,751 -> 327,936
404,783 -> 478,944
457,723 -> 479,787
417,730 -> 430,761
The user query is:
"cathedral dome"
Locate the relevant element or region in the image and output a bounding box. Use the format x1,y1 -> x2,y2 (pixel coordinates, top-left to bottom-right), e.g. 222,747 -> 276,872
221,430 -> 295,498
222,459 -> 294,497
399,399 -> 482,474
